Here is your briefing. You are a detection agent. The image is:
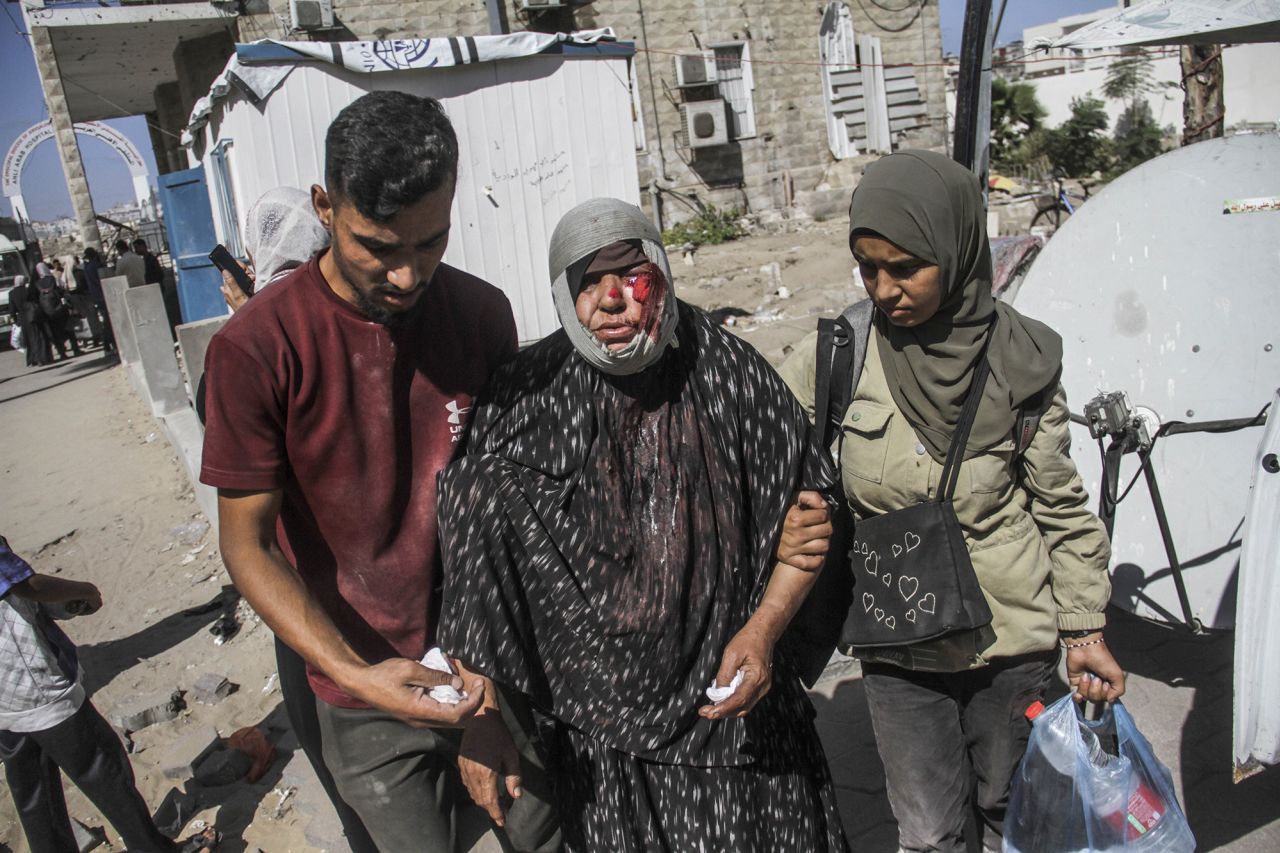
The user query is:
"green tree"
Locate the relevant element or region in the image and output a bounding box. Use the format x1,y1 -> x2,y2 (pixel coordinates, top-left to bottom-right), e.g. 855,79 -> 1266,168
1103,52 -> 1158,112
1043,96 -> 1112,177
990,77 -> 1048,168
1111,100 -> 1165,175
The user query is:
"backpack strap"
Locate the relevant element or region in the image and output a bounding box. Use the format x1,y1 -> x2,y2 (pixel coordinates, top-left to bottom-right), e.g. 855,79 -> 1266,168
814,299 -> 875,451
1013,385 -> 1054,456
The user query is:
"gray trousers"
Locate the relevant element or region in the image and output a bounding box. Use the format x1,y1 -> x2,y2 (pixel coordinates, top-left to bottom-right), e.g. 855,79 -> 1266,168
862,650 -> 1058,853
317,688 -> 560,853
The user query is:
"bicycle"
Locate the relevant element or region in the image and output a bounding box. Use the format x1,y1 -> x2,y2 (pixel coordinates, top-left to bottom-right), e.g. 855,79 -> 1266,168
1029,176 -> 1092,234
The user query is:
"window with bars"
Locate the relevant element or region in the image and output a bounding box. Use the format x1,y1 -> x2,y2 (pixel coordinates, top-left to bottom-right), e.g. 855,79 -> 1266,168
712,43 -> 756,140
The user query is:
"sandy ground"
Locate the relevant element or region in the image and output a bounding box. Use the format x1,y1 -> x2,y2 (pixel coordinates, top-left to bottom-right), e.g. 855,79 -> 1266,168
2,217 -> 1279,852
0,349 -> 310,853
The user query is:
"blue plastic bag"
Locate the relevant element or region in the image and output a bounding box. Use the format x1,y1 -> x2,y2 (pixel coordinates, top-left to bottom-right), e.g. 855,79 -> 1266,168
1004,694 -> 1195,852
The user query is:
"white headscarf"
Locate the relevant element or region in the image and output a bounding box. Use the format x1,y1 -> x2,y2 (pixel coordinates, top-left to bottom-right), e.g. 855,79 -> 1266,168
245,187 -> 330,285
548,198 -> 679,376
35,262 -> 51,279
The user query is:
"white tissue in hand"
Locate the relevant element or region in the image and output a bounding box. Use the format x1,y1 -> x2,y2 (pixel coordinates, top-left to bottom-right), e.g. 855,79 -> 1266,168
420,647 -> 466,705
705,669 -> 746,704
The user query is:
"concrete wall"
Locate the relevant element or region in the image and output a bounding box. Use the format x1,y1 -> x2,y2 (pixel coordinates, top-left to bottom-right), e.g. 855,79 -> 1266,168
1024,44 -> 1280,132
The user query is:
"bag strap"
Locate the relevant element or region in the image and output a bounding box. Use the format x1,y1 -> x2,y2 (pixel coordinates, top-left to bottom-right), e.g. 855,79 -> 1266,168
938,334 -> 995,503
814,299 -> 875,450
1013,385 -> 1052,456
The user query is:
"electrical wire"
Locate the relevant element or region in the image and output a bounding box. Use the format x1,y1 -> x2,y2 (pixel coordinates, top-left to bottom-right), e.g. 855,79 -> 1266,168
854,0 -> 925,33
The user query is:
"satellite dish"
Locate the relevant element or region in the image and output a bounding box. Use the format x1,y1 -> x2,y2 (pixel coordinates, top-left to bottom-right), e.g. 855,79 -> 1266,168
1010,133 -> 1280,631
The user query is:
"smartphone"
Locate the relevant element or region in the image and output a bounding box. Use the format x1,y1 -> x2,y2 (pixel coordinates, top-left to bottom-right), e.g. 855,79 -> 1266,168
208,244 -> 254,298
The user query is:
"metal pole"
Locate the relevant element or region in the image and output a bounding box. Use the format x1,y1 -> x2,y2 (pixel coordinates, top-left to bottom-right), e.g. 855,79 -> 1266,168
1139,449 -> 1203,633
485,0 -> 508,35
953,0 -> 993,174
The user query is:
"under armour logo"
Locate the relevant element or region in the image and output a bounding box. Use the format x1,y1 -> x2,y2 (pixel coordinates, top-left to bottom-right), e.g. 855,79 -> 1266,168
446,399 -> 473,425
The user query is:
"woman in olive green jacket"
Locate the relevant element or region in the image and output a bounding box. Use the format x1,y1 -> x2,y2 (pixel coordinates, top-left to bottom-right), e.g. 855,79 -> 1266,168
778,151 -> 1125,853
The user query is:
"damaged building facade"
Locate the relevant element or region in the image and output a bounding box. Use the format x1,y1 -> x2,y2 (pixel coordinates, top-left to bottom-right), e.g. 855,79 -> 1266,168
22,0 -> 947,241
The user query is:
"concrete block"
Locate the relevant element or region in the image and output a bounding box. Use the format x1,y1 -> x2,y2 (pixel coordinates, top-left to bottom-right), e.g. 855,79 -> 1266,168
191,673 -> 235,705
193,746 -> 253,787
101,276 -> 141,367
124,284 -> 187,416
157,407 -> 218,532
175,315 -> 227,406
109,689 -> 184,733
158,725 -> 221,779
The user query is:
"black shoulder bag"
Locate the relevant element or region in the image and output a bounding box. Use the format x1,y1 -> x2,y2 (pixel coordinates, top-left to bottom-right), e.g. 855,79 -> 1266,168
838,331 -> 996,647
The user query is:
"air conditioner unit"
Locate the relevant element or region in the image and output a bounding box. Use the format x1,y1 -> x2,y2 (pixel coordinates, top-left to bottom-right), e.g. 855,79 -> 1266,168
520,0 -> 566,9
290,0 -> 334,30
682,99 -> 729,148
673,52 -> 718,88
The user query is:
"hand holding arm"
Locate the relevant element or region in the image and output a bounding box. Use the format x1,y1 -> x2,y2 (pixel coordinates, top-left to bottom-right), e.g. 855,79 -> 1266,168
775,490 -> 833,571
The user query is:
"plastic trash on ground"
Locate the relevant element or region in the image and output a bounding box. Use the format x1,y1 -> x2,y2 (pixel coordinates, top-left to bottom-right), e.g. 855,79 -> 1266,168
1004,694 -> 1194,853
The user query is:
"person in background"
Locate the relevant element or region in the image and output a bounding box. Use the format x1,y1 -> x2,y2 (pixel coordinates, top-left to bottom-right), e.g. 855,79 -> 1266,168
0,535 -> 220,853
66,255 -> 105,351
32,262 -> 82,360
81,248 -> 115,353
9,275 -> 49,367
112,239 -> 145,288
201,91 -> 559,853
217,186 -> 331,314
134,239 -> 165,286
778,151 -> 1124,853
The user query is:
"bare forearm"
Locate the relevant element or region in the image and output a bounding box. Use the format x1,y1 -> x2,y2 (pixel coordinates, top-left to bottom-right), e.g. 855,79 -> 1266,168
220,532 -> 366,692
749,561 -> 823,644
12,575 -> 95,604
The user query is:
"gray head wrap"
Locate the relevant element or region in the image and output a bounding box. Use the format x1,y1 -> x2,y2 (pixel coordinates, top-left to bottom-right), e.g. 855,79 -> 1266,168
245,187 -> 330,285
35,262 -> 51,278
548,198 -> 679,376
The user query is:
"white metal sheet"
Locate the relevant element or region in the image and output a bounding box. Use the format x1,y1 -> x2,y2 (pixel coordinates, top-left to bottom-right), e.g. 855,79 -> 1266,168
200,53 -> 640,342
1010,133 -> 1280,630
1234,389 -> 1280,776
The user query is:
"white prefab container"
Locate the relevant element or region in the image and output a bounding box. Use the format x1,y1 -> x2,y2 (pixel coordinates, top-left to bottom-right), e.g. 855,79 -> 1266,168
188,37 -> 641,343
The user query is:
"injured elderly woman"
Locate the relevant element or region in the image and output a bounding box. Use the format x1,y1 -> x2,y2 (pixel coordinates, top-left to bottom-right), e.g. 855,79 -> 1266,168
435,198 -> 851,852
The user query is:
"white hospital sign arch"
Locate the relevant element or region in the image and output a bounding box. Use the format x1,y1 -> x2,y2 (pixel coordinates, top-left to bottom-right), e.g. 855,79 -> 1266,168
2,120 -> 151,222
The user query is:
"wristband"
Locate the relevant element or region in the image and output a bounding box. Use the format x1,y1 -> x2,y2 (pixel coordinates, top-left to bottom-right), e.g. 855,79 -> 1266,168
1059,628 -> 1100,640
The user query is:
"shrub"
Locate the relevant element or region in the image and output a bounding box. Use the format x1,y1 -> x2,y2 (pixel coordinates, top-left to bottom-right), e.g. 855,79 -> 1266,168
661,205 -> 747,248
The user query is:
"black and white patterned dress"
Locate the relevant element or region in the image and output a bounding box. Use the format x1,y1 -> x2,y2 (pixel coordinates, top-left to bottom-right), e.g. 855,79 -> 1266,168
437,303 -> 850,852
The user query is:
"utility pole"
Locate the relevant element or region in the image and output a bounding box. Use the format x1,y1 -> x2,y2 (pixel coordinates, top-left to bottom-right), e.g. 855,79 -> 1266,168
953,0 -> 994,200
1180,45 -> 1224,145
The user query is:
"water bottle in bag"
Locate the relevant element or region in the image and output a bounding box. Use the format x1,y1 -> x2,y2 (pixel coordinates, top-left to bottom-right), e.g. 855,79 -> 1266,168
1004,695 -> 1194,853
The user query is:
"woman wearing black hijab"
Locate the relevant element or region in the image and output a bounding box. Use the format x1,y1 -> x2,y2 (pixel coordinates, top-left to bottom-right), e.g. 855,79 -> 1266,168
9,275 -> 50,367
780,151 -> 1124,852
436,198 -> 849,852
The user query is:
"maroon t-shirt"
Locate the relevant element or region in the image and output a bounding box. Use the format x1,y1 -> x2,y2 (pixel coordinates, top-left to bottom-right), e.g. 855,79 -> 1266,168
200,254 -> 517,707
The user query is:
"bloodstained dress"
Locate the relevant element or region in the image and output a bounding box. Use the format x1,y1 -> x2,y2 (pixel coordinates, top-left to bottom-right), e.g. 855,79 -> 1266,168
437,302 -> 851,852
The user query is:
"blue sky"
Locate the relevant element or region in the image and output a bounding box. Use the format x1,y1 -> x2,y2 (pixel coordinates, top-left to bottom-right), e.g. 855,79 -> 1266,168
1,0 -> 1115,223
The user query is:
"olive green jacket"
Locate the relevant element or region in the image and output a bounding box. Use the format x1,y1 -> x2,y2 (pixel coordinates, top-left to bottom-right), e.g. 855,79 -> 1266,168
779,329 -> 1111,672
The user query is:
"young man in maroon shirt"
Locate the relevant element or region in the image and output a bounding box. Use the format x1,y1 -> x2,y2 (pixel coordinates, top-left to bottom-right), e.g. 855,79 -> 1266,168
200,92 -> 558,853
